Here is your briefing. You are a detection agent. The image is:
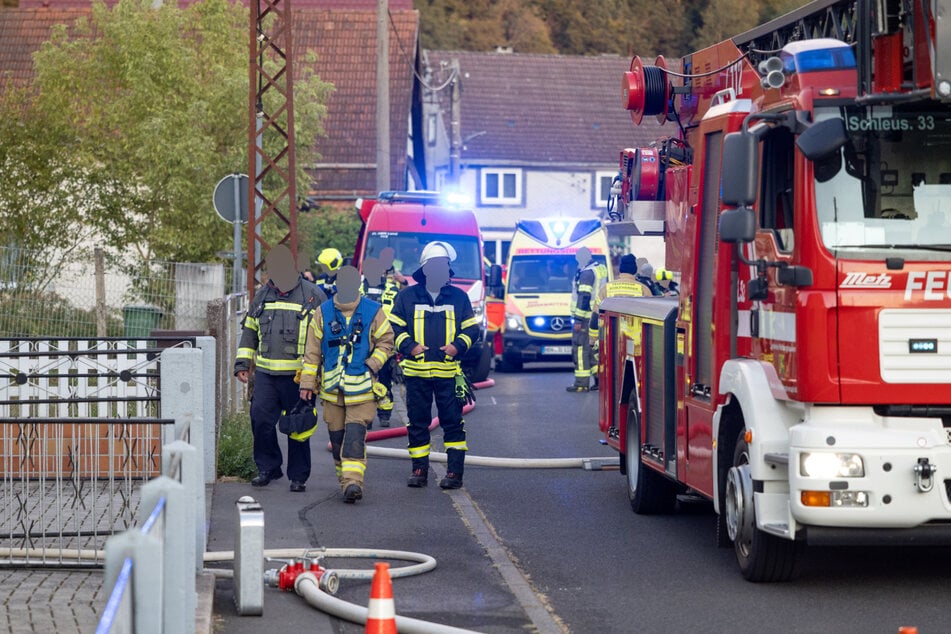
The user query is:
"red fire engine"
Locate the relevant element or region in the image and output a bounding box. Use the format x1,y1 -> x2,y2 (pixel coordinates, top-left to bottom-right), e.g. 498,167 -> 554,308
598,0 -> 951,581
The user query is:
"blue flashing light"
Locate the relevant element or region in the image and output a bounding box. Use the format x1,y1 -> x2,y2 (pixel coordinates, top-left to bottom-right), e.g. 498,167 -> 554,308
908,338 -> 938,354
532,316 -> 546,328
442,190 -> 473,208
550,220 -> 568,239
518,220 -> 549,243
785,47 -> 856,74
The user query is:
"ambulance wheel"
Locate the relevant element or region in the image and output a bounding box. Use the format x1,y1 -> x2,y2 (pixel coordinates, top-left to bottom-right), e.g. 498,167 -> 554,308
625,400 -> 676,514
496,353 -> 523,372
725,431 -> 799,582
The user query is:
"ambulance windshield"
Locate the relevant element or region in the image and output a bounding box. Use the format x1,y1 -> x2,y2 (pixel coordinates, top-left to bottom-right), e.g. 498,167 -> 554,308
508,255 -> 607,293
812,105 -> 951,260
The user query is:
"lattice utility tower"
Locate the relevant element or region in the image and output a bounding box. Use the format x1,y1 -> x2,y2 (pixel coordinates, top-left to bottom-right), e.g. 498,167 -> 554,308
247,0 -> 298,297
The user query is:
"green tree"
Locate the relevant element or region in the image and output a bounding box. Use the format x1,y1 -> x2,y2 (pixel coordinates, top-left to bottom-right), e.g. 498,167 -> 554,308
0,0 -> 331,269
419,0 -> 555,53
694,0 -> 763,49
297,205 -> 363,268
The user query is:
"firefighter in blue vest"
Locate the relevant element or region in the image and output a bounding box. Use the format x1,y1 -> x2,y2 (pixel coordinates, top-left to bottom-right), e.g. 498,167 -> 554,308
299,265 -> 394,503
388,241 -> 480,489
234,245 -> 327,492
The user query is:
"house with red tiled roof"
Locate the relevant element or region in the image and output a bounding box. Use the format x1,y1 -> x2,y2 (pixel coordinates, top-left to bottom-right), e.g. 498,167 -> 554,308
420,49 -> 667,265
0,0 -> 419,201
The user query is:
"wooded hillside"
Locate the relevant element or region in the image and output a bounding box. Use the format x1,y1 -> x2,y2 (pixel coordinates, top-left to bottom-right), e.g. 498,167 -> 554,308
417,0 -> 810,57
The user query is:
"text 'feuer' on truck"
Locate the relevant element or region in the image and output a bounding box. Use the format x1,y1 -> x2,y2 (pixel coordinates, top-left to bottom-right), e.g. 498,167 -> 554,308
597,0 -> 951,581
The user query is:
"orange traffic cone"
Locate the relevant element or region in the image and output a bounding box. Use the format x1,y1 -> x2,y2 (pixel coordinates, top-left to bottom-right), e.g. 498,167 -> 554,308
366,562 -> 397,634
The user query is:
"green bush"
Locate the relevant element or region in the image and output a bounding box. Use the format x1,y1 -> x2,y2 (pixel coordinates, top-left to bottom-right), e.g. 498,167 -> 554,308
217,411 -> 256,481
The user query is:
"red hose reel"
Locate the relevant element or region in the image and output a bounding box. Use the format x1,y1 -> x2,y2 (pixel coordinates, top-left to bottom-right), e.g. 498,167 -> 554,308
622,55 -> 671,125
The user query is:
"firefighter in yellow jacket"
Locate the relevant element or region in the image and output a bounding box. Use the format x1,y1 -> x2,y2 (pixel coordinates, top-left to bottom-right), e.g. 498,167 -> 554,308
588,253 -> 650,340
299,265 -> 394,503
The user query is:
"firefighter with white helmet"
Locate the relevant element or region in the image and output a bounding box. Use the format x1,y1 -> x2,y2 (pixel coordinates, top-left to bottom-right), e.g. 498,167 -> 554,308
315,247 -> 343,298
389,240 -> 480,489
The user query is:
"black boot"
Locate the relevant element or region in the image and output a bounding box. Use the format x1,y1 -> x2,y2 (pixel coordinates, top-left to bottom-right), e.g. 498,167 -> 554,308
407,468 -> 429,487
439,472 -> 463,489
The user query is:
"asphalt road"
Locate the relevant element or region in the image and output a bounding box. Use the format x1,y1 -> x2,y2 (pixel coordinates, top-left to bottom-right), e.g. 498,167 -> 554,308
209,363 -> 951,633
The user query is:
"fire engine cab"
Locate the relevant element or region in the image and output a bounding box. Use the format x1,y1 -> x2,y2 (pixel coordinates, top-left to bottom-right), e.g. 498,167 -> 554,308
598,0 -> 951,580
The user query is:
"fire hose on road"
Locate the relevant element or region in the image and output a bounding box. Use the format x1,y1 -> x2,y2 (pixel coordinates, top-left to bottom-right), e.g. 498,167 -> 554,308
341,377 -> 619,471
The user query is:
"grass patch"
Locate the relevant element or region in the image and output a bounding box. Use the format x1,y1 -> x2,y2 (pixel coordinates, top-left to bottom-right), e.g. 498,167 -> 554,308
217,411 -> 256,481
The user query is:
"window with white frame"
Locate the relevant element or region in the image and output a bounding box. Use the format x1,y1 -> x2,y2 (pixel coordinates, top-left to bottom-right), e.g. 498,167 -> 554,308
480,169 -> 522,205
594,170 -> 617,209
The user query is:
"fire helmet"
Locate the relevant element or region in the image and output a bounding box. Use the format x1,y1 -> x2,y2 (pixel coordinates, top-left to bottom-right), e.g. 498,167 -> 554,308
317,247 -> 343,272
419,241 -> 457,266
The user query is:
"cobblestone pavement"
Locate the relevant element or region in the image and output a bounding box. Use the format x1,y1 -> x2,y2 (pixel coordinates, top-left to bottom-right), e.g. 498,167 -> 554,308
0,569 -> 104,633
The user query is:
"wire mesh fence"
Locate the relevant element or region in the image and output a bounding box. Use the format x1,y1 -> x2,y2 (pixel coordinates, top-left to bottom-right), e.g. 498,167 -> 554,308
0,245 -> 229,338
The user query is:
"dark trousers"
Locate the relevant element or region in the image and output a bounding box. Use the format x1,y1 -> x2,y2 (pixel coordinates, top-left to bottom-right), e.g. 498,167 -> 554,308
405,376 -> 466,474
250,371 -> 311,482
376,357 -> 395,417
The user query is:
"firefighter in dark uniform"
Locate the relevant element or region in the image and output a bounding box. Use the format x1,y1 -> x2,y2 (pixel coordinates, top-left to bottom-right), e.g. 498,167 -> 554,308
234,245 -> 327,492
567,246 -> 598,392
299,265 -> 394,503
388,241 -> 480,489
361,247 -> 405,427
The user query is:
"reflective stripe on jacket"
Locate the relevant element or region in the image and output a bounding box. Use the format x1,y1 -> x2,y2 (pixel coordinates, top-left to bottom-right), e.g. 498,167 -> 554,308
589,273 -> 648,337
299,296 -> 394,404
389,282 -> 479,379
570,263 -> 598,321
234,278 -> 326,376
319,297 -> 376,402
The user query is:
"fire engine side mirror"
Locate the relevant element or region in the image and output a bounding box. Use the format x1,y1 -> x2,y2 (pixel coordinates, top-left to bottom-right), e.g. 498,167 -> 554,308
718,207 -> 756,244
796,117 -> 848,161
721,131 -> 758,207
777,265 -> 813,287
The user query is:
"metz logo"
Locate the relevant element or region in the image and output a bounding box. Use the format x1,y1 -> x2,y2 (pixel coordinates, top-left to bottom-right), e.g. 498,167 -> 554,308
840,272 -> 892,288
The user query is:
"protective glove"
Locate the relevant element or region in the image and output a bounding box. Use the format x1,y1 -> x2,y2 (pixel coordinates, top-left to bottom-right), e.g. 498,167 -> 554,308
454,372 -> 476,406
372,380 -> 393,409
293,368 -> 302,384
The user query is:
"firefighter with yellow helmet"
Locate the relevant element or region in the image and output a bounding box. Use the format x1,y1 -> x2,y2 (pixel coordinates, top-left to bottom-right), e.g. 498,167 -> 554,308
315,247 -> 343,298
299,265 -> 394,504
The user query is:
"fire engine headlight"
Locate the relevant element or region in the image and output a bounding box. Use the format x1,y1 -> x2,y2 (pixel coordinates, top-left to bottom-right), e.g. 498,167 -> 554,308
801,490 -> 870,508
799,452 -> 865,478
505,313 -> 524,331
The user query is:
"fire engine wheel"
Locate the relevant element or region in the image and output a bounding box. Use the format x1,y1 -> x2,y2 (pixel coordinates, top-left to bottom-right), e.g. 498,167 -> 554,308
725,432 -> 799,582
625,401 -> 677,515
464,345 -> 493,383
